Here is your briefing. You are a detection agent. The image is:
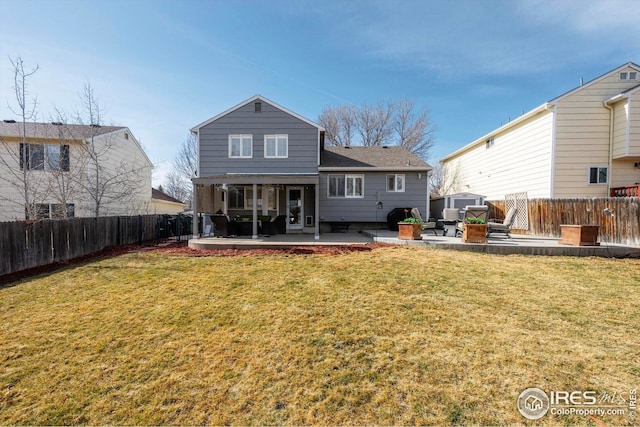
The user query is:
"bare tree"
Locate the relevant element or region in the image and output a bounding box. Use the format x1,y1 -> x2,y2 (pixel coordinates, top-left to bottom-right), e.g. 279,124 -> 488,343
45,110 -> 85,218
432,162 -> 463,197
318,104 -> 356,146
0,56 -> 48,220
164,134 -> 196,205
354,100 -> 394,147
164,170 -> 191,204
75,82 -> 149,217
318,98 -> 435,158
394,98 -> 435,159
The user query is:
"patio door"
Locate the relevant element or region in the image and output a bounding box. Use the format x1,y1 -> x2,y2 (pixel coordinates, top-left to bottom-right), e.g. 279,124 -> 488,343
287,187 -> 304,231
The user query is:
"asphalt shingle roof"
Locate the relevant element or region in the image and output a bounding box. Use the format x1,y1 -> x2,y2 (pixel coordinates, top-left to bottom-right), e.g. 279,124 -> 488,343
320,145 -> 430,169
0,121 -> 124,140
152,188 -> 184,204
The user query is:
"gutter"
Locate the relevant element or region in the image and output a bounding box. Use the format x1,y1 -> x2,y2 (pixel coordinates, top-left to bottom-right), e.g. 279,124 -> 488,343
318,166 -> 431,172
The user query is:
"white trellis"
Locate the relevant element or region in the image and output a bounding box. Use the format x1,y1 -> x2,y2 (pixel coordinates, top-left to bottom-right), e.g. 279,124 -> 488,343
505,192 -> 529,230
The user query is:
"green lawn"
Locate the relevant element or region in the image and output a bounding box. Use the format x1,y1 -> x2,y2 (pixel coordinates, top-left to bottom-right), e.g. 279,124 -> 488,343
1,247 -> 638,425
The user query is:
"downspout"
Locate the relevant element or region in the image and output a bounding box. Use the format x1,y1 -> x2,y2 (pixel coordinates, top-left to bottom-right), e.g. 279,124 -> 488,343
546,102 -> 557,198
602,100 -> 614,196
425,170 -> 431,220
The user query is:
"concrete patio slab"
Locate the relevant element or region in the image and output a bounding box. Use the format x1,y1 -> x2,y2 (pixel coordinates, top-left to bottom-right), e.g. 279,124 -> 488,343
188,232 -> 372,250
188,230 -> 640,257
363,230 -> 640,258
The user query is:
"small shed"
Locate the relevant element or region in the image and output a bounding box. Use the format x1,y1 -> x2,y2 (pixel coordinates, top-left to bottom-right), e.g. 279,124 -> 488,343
430,192 -> 486,220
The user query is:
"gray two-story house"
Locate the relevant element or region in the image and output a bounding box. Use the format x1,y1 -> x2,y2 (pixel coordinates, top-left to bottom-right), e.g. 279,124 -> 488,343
191,95 -> 431,239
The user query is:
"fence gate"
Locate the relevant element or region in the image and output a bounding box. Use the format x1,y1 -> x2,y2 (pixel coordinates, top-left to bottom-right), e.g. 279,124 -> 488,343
505,192 -> 529,230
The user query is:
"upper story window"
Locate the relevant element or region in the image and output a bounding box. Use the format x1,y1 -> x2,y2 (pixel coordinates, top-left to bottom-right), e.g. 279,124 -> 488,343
264,134 -> 288,158
485,138 -> 495,149
228,135 -> 252,158
27,203 -> 75,220
328,174 -> 364,198
620,71 -> 638,81
588,166 -> 608,184
20,143 -> 70,171
387,174 -> 405,192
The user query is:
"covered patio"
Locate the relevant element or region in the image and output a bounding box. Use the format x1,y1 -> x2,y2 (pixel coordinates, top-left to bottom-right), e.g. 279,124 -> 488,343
192,174 -> 320,240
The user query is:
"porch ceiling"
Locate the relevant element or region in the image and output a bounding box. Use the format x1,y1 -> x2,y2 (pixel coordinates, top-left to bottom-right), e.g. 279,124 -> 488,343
193,174 -> 319,185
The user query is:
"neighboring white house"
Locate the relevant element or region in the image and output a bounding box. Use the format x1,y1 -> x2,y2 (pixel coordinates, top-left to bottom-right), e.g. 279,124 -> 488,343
150,188 -> 185,214
0,120 -> 154,221
441,62 -> 640,200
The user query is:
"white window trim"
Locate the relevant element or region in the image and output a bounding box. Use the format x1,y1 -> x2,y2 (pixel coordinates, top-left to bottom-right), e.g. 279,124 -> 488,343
386,174 -> 405,193
228,134 -> 253,158
327,174 -> 364,198
620,71 -> 638,81
264,134 -> 288,158
587,165 -> 608,185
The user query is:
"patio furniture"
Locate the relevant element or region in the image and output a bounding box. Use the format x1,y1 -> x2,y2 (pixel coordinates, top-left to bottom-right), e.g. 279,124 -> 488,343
211,214 -> 234,237
455,205 -> 489,237
440,208 -> 460,237
261,215 -> 287,235
410,207 -> 438,236
486,207 -> 517,238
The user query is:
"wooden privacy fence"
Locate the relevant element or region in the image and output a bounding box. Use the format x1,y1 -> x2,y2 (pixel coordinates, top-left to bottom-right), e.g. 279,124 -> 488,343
0,215 -> 182,278
487,198 -> 640,246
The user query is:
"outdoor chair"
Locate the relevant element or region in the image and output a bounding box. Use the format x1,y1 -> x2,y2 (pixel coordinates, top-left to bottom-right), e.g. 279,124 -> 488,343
455,205 -> 489,237
211,214 -> 233,237
410,208 -> 438,236
261,215 -> 287,235
487,207 -> 517,238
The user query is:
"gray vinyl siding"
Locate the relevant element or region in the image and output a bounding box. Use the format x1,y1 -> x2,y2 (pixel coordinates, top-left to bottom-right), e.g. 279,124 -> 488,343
198,101 -> 319,175
319,171 -> 428,222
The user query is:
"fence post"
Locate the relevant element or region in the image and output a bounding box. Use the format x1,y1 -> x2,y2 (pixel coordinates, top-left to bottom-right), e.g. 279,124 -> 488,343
137,215 -> 142,246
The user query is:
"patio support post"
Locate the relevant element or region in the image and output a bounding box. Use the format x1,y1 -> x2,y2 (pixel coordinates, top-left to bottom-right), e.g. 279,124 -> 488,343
315,183 -> 320,240
252,183 -> 258,239
192,182 -> 199,238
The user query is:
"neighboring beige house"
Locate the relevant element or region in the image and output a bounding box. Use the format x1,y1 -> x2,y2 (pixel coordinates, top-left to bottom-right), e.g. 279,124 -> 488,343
441,62 -> 640,200
151,188 -> 185,214
0,120 -> 154,221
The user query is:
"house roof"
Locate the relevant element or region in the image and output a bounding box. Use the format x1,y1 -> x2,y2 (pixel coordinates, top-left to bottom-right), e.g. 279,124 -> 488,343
605,82 -> 640,104
0,120 -> 153,167
320,146 -> 431,171
152,188 -> 184,204
0,120 -> 124,140
550,62 -> 640,103
190,94 -> 325,133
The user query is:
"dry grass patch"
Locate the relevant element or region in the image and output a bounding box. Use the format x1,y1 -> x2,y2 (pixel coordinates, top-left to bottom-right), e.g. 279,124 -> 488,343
1,247 -> 638,425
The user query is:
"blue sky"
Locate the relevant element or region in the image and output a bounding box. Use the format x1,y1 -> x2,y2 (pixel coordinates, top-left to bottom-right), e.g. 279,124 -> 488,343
1,0 -> 639,186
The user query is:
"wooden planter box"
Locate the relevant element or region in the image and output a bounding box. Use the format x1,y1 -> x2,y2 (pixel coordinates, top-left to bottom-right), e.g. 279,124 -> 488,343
398,222 -> 422,240
559,225 -> 600,246
462,223 -> 487,244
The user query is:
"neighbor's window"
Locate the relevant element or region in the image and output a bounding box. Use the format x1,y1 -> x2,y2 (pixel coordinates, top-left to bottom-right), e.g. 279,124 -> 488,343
620,72 -> 638,81
228,135 -> 252,158
264,134 -> 288,158
328,174 -> 364,198
387,174 -> 405,192
588,166 -> 608,184
20,143 -> 70,171
27,203 -> 74,220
